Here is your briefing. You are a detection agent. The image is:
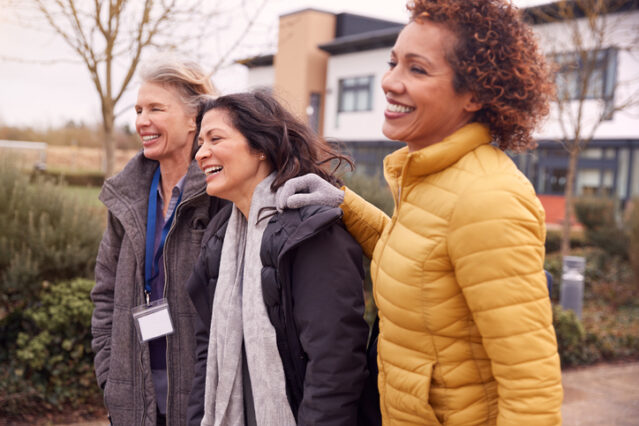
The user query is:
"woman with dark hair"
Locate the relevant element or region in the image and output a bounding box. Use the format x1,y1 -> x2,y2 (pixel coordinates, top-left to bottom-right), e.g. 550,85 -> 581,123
279,0 -> 563,424
185,91 -> 372,425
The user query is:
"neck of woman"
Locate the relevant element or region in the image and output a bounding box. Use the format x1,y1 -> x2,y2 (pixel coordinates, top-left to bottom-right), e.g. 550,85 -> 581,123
158,156 -> 190,215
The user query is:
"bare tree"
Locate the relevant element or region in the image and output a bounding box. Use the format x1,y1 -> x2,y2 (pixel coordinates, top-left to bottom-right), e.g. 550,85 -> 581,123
530,0 -> 639,256
6,0 -> 270,177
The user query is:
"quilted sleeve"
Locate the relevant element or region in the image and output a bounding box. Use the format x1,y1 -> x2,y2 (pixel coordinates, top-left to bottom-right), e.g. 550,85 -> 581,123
448,173 -> 563,426
90,211 -> 123,389
340,186 -> 391,259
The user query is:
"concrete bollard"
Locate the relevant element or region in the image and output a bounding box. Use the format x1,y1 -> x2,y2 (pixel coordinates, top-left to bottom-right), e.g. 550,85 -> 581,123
560,256 -> 586,319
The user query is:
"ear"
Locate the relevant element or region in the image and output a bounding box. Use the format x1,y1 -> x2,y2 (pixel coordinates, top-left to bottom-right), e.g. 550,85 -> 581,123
188,116 -> 197,132
464,95 -> 482,113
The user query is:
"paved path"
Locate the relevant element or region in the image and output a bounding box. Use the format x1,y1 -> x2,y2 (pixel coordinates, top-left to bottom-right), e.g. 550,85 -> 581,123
60,361 -> 639,426
562,361 -> 639,425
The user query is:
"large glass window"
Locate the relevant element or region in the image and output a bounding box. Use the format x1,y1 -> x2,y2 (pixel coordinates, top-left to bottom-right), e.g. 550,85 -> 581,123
338,76 -> 374,112
553,48 -> 617,102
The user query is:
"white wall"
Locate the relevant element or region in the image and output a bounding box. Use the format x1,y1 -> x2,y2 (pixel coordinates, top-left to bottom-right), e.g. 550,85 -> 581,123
532,10 -> 639,140
246,65 -> 276,91
244,9 -> 639,144
323,48 -> 391,141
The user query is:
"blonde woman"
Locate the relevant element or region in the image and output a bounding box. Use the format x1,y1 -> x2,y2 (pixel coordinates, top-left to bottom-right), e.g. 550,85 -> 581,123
91,56 -> 227,425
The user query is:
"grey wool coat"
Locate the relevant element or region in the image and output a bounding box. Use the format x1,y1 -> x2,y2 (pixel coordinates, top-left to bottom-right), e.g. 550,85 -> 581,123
91,152 -> 227,425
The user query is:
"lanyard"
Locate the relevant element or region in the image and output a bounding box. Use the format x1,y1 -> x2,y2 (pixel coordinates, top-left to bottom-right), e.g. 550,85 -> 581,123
144,167 -> 182,305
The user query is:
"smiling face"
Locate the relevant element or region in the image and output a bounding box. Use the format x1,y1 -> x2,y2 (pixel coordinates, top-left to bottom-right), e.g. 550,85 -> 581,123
381,20 -> 480,151
135,82 -> 196,166
195,108 -> 273,216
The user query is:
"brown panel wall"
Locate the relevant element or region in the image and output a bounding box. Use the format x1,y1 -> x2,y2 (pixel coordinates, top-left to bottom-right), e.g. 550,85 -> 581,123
274,10 -> 336,135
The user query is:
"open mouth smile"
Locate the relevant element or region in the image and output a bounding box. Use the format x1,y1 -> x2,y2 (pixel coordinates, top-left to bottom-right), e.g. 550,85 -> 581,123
141,134 -> 160,145
386,102 -> 415,113
204,166 -> 223,176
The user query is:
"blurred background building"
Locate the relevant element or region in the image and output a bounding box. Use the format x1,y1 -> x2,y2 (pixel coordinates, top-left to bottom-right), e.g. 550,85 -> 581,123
238,2 -> 639,225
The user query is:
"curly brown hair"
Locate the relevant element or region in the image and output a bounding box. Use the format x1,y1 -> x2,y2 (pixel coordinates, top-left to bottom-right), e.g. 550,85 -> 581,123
407,0 -> 554,151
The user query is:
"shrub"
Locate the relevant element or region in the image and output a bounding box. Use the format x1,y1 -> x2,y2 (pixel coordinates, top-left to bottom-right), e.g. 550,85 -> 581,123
584,248 -> 637,308
552,304 -> 600,367
0,155 -> 104,315
582,304 -> 639,362
342,170 -> 394,324
343,169 -> 394,216
545,230 -> 561,254
545,229 -> 586,254
0,279 -> 101,417
626,198 -> 639,290
544,253 -> 562,301
574,197 -> 629,260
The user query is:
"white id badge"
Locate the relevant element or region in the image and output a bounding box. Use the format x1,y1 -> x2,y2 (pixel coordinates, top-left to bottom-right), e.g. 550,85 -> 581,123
132,298 -> 174,343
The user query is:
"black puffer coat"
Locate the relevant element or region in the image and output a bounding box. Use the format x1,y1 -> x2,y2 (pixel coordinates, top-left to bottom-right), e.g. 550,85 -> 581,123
186,204 -> 371,425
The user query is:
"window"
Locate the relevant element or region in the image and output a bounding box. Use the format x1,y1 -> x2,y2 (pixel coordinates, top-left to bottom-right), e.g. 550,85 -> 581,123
553,48 -> 617,102
307,93 -> 321,133
338,76 -> 374,112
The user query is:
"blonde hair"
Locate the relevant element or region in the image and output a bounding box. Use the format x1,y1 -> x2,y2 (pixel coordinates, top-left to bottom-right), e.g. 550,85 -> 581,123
138,54 -> 215,116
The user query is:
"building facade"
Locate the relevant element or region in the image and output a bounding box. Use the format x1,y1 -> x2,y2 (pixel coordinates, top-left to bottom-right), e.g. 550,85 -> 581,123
239,3 -> 639,222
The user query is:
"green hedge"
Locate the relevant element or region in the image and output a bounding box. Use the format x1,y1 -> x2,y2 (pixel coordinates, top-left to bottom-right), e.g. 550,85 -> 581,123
0,157 -> 103,315
627,199 -> 639,290
342,170 -> 394,325
574,197 -> 629,260
1,279 -> 101,418
544,229 -> 586,254
552,303 -> 639,368
0,156 -> 104,418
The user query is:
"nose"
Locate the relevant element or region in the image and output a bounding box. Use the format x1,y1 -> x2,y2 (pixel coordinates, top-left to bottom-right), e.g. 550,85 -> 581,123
381,67 -> 404,96
195,141 -> 209,166
135,109 -> 150,130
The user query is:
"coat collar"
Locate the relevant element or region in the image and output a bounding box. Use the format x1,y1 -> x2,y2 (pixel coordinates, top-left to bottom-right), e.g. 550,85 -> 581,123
383,123 -> 492,188
101,151 -> 206,207
98,151 -> 207,257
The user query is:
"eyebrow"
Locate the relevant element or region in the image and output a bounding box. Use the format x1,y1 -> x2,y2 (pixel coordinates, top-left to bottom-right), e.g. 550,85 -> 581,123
391,49 -> 434,68
134,102 -> 165,109
202,127 -> 224,138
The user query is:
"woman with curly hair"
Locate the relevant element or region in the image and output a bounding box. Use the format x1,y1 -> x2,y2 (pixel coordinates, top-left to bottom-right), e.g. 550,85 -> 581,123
279,0 -> 563,424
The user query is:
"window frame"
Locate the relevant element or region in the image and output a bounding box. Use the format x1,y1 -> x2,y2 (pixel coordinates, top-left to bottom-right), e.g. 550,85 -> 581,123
337,75 -> 375,113
552,47 -> 617,103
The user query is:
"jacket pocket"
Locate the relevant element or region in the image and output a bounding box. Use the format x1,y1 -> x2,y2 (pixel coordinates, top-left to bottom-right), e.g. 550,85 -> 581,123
103,378 -> 134,410
379,342 -> 441,424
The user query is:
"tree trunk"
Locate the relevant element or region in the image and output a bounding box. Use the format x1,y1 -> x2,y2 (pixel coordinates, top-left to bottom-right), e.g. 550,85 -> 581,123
102,100 -> 116,178
561,148 -> 579,257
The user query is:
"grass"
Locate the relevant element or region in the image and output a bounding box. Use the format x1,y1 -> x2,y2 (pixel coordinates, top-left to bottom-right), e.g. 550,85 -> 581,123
59,185 -> 103,209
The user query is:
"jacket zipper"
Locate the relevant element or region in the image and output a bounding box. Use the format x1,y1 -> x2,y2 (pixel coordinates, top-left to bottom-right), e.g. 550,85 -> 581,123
139,350 -> 147,425
161,190 -> 206,423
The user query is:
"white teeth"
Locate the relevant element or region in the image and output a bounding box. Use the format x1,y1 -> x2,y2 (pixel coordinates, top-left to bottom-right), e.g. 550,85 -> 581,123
205,166 -> 223,176
142,134 -> 159,141
387,103 -> 415,113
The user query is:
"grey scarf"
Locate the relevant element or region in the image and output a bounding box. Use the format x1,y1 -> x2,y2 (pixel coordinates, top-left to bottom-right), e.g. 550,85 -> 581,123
201,175 -> 296,426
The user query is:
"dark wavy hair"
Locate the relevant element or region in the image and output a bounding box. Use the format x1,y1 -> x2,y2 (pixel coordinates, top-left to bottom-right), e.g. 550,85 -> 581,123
195,91 -> 352,191
407,0 -> 555,151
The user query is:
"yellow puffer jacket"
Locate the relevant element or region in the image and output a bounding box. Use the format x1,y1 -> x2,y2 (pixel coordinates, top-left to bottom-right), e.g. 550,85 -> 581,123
342,123 -> 563,425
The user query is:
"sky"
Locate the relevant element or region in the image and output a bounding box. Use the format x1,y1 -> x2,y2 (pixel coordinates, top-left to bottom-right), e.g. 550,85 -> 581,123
0,0 -> 547,131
